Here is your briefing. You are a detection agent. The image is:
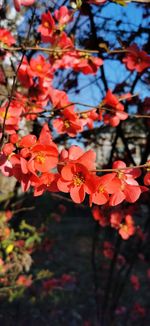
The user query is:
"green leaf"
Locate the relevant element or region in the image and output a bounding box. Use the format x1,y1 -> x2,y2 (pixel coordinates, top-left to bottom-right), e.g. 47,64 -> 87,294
36,269 -> 54,280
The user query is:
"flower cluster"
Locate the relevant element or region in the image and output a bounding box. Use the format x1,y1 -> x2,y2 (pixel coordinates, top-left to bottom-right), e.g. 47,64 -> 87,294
99,90 -> 130,127
0,29 -> 15,47
0,123 -> 149,206
1,4 -> 149,141
92,206 -> 137,240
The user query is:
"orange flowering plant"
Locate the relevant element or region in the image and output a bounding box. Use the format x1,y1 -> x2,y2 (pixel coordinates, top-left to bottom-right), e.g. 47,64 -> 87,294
0,0 -> 150,324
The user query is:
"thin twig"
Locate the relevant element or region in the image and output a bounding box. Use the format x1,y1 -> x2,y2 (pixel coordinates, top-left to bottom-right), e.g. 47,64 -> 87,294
0,9 -> 36,149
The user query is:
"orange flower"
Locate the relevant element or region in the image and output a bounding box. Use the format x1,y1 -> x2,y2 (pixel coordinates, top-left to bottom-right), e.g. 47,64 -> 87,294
57,163 -> 95,203
123,44 -> 150,73
119,214 -> 135,240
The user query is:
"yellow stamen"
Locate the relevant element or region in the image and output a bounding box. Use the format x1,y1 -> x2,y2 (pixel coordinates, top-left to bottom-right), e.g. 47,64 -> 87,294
36,152 -> 45,164
64,120 -> 70,129
73,172 -> 85,186
0,111 -> 10,119
44,21 -> 50,28
81,113 -> 88,119
117,171 -> 124,180
99,185 -> 104,193
37,64 -> 42,71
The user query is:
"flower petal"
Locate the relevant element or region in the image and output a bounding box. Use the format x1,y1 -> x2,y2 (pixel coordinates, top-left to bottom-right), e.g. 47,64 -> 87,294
70,185 -> 85,203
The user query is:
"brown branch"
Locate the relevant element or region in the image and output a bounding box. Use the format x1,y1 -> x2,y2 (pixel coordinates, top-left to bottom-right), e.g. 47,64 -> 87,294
13,206 -> 35,214
1,90 -> 149,119
93,163 -> 148,173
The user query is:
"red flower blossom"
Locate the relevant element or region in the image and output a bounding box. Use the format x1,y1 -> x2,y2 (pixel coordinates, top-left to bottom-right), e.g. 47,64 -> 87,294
54,6 -> 73,28
31,173 -> 59,196
28,55 -> 51,79
0,100 -> 22,135
94,207 -> 136,239
10,154 -> 32,192
38,122 -> 53,145
55,31 -> 74,50
49,88 -> 71,109
17,57 -> 33,88
38,11 -> 55,42
133,303 -> 145,317
29,82 -> 50,106
10,133 -> 19,144
57,163 -> 95,203
23,102 -> 44,121
130,274 -> 140,291
0,28 -> 15,46
73,54 -> 103,75
108,161 -> 142,206
15,89 -> 46,121
9,124 -> 58,191
123,44 -> 150,73
144,172 -> 150,186
16,275 -> 32,287
90,173 -> 118,206
110,211 -> 122,229
20,125 -> 58,174
60,273 -> 76,286
101,90 -> 129,127
0,153 -> 12,177
103,241 -> 114,259
43,278 -> 60,292
49,33 -> 75,70
80,109 -> 98,129
2,143 -> 15,156
53,107 -> 83,137
59,145 -> 96,171
5,210 -> 13,221
92,206 -> 108,227
119,214 -> 135,240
